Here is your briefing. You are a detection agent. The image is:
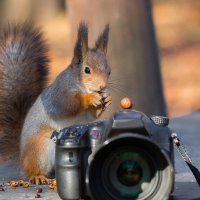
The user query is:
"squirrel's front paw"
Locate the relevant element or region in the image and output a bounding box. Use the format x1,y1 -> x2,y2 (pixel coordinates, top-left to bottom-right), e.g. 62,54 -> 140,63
89,92 -> 102,107
94,92 -> 112,118
101,92 -> 112,110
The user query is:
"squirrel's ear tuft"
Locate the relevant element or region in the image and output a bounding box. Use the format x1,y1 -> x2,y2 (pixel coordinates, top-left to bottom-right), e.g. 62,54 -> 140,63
73,22 -> 88,64
94,24 -> 109,55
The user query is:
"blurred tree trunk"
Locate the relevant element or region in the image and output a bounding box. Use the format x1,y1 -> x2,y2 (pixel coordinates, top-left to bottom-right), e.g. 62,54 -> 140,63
67,0 -> 166,116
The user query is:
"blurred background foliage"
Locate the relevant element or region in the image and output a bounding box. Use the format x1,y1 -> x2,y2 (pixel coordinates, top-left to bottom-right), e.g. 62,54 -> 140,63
0,0 -> 199,117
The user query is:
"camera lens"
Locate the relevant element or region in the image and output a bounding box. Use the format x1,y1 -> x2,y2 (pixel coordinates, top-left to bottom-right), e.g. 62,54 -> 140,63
87,134 -> 173,200
117,160 -> 142,187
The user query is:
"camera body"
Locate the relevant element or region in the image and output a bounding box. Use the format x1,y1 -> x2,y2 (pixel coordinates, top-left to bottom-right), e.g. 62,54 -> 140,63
54,109 -> 174,200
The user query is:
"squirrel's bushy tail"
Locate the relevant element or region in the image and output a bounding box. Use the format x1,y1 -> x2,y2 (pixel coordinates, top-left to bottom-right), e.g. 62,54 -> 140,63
0,22 -> 49,160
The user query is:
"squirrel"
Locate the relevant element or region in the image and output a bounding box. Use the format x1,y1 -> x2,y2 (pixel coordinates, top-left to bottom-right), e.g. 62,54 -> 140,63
0,22 -> 111,184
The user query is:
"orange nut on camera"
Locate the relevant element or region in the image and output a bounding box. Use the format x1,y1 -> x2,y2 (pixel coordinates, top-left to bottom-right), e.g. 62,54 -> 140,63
120,97 -> 132,109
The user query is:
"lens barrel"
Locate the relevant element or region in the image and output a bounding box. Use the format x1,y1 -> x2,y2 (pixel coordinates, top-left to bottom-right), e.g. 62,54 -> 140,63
86,134 -> 173,200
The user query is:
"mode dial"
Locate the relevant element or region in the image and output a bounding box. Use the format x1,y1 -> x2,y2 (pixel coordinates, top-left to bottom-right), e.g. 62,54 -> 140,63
150,115 -> 169,127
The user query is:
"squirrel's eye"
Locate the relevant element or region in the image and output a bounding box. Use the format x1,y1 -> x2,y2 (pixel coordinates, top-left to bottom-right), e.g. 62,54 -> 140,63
84,67 -> 91,74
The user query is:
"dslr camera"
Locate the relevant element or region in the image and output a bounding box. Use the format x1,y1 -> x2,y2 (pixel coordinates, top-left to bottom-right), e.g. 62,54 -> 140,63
53,108 -> 174,200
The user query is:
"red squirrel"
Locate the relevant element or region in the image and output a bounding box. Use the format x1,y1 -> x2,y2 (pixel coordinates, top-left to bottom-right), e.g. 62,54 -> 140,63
0,22 -> 111,184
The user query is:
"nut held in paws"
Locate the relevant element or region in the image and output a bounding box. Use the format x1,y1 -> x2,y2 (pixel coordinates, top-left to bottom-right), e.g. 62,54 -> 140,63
120,97 -> 132,109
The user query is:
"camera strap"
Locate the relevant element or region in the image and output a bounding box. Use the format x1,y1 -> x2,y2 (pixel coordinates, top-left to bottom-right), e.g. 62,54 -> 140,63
171,133 -> 200,186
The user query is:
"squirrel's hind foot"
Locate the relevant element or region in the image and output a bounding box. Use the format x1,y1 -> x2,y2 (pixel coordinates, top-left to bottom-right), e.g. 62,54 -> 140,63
29,175 -> 50,185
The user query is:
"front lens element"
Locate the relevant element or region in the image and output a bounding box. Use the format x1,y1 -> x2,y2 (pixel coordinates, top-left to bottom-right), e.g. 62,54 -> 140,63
117,160 -> 143,187
104,147 -> 156,199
